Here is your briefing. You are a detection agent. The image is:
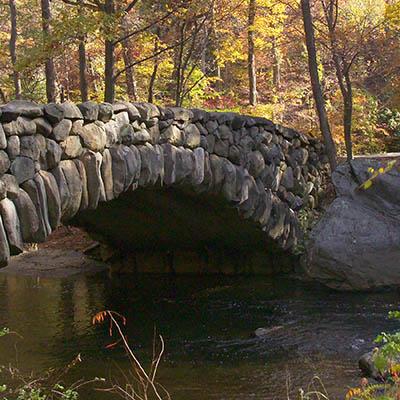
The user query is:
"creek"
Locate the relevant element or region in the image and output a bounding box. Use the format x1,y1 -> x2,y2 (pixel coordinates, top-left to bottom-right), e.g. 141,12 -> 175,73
0,271 -> 398,399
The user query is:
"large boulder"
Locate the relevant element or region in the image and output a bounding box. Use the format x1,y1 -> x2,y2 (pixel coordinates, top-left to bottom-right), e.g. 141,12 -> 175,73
306,158 -> 400,290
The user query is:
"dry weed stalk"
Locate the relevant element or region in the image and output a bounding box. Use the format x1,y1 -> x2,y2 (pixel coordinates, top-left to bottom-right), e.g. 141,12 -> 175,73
93,310 -> 170,400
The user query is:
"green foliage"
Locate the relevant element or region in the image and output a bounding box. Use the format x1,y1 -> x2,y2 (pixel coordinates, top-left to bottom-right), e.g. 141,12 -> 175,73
0,382 -> 84,400
293,207 -> 323,256
373,311 -> 400,376
335,311 -> 400,400
376,108 -> 400,137
16,387 -> 46,400
0,326 -> 105,399
0,328 -> 10,337
0,372 -> 105,399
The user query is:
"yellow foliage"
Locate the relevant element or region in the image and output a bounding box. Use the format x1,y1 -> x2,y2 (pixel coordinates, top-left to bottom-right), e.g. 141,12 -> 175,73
363,180 -> 373,189
346,387 -> 361,399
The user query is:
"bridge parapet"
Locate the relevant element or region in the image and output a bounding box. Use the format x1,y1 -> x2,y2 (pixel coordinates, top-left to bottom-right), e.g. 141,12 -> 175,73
0,100 -> 328,267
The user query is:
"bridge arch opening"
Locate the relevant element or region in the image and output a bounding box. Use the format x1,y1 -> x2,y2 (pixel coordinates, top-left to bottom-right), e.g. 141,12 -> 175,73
71,185 -> 291,275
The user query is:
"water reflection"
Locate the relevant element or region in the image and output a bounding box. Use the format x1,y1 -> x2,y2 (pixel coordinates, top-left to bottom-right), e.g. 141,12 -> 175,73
0,272 -> 398,399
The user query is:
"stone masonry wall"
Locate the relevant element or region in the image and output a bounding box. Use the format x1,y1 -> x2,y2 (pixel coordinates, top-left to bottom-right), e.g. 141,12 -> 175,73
0,100 -> 328,267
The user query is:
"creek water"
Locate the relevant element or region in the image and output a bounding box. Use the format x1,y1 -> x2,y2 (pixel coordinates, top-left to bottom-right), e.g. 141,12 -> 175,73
0,271 -> 399,399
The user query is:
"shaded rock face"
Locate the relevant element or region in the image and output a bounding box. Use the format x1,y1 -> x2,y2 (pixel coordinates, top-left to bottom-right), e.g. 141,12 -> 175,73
306,159 -> 400,291
0,101 -> 328,270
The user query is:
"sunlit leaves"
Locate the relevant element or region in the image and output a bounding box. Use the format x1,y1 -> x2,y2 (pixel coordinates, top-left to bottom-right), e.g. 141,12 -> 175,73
360,160 -> 397,190
0,328 -> 10,337
363,180 -> 372,189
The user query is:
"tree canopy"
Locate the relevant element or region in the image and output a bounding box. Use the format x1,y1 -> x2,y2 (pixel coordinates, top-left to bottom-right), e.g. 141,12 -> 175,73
1,0 -> 400,156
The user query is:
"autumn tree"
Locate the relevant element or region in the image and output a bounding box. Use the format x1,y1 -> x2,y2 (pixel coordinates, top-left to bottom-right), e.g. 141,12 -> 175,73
121,19 -> 138,101
41,0 -> 57,102
9,0 -> 21,99
168,1 -> 216,106
77,2 -> 89,102
248,0 -> 257,105
301,0 -> 337,171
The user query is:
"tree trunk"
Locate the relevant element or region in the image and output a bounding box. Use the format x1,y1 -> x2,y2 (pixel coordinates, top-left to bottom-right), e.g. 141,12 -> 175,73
0,88 -> 6,103
272,37 -> 281,89
174,23 -> 186,107
88,55 -> 99,94
147,29 -> 161,104
104,0 -> 115,103
147,63 -> 158,103
60,85 -> 66,102
321,0 -> 354,162
41,0 -> 57,103
301,0 -> 337,171
79,39 -> 89,102
205,2 -> 218,77
201,25 -> 208,74
121,39 -> 138,101
332,56 -> 353,162
104,40 -> 114,103
248,0 -> 257,106
343,68 -> 353,161
9,0 -> 21,100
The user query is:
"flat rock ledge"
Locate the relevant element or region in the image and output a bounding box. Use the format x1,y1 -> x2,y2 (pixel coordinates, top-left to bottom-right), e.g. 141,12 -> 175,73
0,248 -> 106,278
305,158 -> 400,291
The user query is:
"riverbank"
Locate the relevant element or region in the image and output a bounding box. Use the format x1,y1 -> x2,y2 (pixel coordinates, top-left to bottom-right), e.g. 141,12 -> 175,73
0,225 -> 107,278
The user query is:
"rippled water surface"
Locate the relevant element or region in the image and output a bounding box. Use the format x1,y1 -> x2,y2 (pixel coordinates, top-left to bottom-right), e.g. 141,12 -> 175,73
0,271 -> 399,399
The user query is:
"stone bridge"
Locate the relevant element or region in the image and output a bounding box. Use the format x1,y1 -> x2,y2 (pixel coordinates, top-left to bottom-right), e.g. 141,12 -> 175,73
0,100 -> 328,273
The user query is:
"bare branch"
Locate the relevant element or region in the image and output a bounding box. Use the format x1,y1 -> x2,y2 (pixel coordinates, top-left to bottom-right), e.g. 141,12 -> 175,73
114,37 -> 189,80
114,7 -> 176,45
60,0 -> 99,10
124,0 -> 140,14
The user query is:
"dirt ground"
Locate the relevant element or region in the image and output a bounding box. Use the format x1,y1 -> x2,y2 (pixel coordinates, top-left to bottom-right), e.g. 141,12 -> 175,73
38,224 -> 97,251
0,225 -> 107,278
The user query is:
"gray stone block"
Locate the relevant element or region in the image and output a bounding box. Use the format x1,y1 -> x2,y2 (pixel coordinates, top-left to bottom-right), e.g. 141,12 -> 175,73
39,170 -> 61,230
20,136 -> 40,161
52,119 -> 72,142
98,102 -> 113,122
77,101 -> 99,122
12,188 -> 39,242
46,139 -> 62,170
1,174 -> 19,200
33,117 -> 52,137
60,102 -> 83,119
0,198 -> 23,255
79,121 -> 106,152
60,136 -> 83,159
6,136 -> 19,160
10,156 -> 34,184
109,146 -> 127,197
44,103 -> 64,124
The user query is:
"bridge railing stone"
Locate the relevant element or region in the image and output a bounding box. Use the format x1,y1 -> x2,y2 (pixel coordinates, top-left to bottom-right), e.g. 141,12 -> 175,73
0,100 -> 329,267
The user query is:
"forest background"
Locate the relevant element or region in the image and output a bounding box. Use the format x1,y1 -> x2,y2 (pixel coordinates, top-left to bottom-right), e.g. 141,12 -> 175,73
1,0 -> 400,157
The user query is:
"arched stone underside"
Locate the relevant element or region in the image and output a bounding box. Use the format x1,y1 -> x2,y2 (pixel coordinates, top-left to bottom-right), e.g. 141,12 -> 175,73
0,100 -> 328,272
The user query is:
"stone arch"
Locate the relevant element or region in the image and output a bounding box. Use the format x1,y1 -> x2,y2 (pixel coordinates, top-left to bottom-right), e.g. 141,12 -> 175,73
0,100 -> 328,269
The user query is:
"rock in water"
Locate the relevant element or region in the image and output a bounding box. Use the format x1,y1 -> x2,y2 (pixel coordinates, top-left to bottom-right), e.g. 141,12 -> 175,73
253,326 -> 283,338
359,351 -> 381,380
